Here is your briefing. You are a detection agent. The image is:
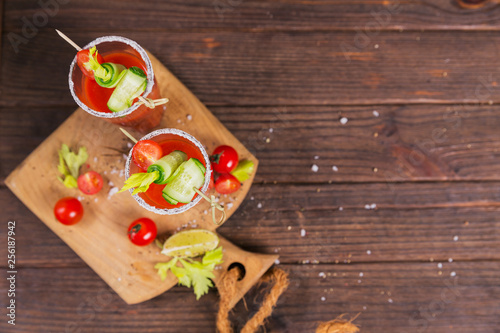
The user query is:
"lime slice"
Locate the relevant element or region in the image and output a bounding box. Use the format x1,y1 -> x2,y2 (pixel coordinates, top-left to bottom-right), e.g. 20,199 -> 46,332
161,229 -> 219,258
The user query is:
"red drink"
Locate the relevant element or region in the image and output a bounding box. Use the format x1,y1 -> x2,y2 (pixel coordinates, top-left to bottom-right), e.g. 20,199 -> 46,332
69,36 -> 164,133
125,129 -> 212,215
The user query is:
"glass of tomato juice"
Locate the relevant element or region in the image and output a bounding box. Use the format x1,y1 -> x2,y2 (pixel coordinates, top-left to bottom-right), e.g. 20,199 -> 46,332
69,36 -> 164,133
125,128 -> 212,215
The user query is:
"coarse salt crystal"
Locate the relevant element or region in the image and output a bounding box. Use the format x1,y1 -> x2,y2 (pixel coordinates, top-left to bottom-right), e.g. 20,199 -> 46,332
127,142 -> 133,148
437,263 -> 443,269
373,110 -> 380,117
257,203 -> 262,209
366,250 -> 371,255
300,229 -> 306,237
388,298 -> 393,303
359,272 -> 364,277
332,165 -> 338,172
94,157 -> 98,162
453,236 -> 459,241
321,297 -> 326,301
186,114 -> 192,120
275,259 -> 280,265
448,258 -> 453,263
339,206 -> 343,211
314,155 -> 319,160
311,164 -> 319,172
450,271 -> 456,277
107,187 -> 119,199
340,117 -> 348,125
319,272 -> 326,278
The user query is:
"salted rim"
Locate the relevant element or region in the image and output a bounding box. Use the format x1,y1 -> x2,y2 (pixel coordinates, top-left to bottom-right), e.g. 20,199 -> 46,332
125,128 -> 212,215
68,35 -> 155,119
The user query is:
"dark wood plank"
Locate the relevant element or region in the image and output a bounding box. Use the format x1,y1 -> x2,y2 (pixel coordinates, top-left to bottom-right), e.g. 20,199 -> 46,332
5,0 -> 500,33
3,30 -> 500,107
3,104 -> 500,183
1,262 -> 499,332
3,181 -> 500,266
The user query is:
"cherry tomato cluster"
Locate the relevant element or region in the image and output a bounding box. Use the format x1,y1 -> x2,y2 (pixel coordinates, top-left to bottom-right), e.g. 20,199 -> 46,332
210,145 -> 241,195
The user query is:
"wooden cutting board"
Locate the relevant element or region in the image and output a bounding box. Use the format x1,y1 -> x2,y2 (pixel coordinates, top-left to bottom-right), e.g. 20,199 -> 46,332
5,52 -> 277,306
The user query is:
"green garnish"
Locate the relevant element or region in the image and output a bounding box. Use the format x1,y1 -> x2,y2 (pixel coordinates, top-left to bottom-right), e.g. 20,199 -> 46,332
155,247 -> 223,300
230,159 -> 255,182
86,46 -> 111,81
57,144 -> 88,188
118,171 -> 159,195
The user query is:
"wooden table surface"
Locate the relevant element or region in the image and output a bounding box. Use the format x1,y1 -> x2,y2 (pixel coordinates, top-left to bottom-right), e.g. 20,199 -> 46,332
1,1 -> 500,332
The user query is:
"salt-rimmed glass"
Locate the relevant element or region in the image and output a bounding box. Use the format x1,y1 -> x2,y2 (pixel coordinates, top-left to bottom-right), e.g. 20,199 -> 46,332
69,36 -> 164,133
125,128 -> 212,215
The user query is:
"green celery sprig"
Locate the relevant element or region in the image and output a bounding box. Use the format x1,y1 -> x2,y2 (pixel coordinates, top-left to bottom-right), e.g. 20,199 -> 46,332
155,247 -> 223,300
57,144 -> 88,188
119,171 -> 159,195
86,46 -> 111,81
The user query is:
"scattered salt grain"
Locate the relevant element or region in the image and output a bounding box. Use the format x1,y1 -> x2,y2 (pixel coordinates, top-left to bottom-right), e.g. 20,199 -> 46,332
388,298 -> 393,303
311,164 -> 319,172
358,280 -> 362,283
450,271 -> 456,277
321,297 -> 326,301
94,157 -> 98,163
373,110 -> 380,117
118,277 -> 122,282
359,272 -> 364,277
363,306 -> 367,310
448,258 -> 453,263
300,229 -> 306,237
269,128 -> 274,133
319,272 -> 326,278
332,165 -> 338,172
339,206 -> 343,211
203,210 -> 208,215
108,181 -> 114,187
453,236 -> 459,241
314,155 -> 319,160
275,259 -> 280,265
366,250 -> 371,255
250,196 -> 255,201
108,187 -> 119,199
177,119 -> 181,123
127,142 -> 133,148
77,196 -> 84,201
287,226 -> 292,230
186,114 -> 192,121
257,203 -> 262,209
94,198 -> 98,203
365,203 -> 377,210
226,202 -> 233,209
437,263 -> 443,269
340,117 -> 348,125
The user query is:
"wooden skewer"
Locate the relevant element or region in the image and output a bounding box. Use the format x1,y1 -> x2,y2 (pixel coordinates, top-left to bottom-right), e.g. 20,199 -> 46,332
119,128 -> 138,144
56,29 -> 82,51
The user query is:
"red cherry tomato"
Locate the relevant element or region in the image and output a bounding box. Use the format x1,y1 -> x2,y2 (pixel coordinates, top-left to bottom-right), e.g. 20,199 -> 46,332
215,173 -> 241,194
77,49 -> 104,80
128,218 -> 158,246
211,145 -> 239,173
78,171 -> 104,195
132,140 -> 163,171
54,197 -> 84,225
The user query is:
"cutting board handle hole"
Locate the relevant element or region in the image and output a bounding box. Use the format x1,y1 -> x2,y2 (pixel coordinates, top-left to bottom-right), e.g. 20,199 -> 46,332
227,262 -> 246,281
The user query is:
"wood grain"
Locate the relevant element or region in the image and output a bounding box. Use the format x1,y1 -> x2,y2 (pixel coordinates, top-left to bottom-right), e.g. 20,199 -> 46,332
4,31 -> 500,107
1,262 -> 499,332
5,0 -> 500,32
3,181 -> 500,266
3,104 -> 500,183
3,51 -> 275,305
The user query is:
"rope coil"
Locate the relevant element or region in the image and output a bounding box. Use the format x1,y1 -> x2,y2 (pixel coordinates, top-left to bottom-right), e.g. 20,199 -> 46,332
193,187 -> 226,225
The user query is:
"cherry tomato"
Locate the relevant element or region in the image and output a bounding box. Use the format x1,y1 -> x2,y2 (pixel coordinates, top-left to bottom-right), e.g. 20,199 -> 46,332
77,49 -> 104,80
215,173 -> 241,194
132,140 -> 163,171
211,145 -> 239,173
78,171 -> 104,195
54,197 -> 84,225
128,218 -> 158,246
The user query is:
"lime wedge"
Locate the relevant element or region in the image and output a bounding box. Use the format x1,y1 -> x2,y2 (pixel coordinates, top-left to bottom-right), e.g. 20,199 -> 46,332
161,229 -> 219,258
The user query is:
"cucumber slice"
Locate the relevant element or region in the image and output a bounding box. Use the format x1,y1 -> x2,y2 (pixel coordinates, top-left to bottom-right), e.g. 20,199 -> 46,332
95,63 -> 126,88
107,66 -> 147,112
162,158 -> 206,204
147,151 -> 187,184
191,158 -> 206,174
162,192 -> 179,205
